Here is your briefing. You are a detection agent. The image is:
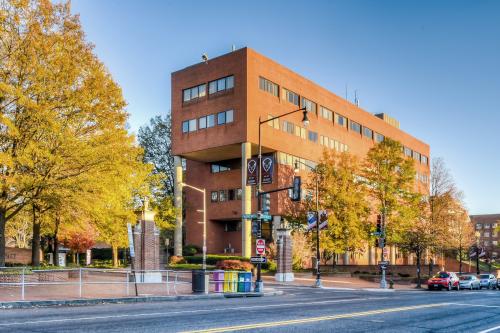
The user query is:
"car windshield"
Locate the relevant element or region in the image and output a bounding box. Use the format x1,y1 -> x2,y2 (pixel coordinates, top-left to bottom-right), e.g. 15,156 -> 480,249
433,272 -> 449,278
480,274 -> 490,279
460,276 -> 472,280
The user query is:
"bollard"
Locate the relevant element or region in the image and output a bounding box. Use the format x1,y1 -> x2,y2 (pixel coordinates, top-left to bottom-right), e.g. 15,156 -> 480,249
166,271 -> 170,295
21,267 -> 25,301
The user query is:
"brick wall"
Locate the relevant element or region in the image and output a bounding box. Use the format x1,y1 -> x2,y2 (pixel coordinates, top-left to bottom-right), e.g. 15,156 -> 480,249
6,247 -> 33,265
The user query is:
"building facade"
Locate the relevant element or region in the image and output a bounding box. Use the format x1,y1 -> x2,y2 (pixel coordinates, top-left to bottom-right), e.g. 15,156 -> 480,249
470,214 -> 500,260
171,47 -> 430,262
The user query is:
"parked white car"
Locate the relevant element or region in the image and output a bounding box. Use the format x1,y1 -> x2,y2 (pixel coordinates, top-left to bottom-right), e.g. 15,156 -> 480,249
479,274 -> 497,289
459,275 -> 480,290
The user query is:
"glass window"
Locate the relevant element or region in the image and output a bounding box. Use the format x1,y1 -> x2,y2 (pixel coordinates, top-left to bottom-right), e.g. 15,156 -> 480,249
476,224 -> 482,230
211,191 -> 218,202
207,114 -> 215,127
236,188 -> 242,200
375,133 -> 384,143
335,113 -> 347,127
259,77 -> 279,97
219,190 -> 226,202
308,131 -> 318,142
182,121 -> 189,133
300,127 -> 306,139
485,224 -> 491,229
404,147 -> 412,157
199,84 -> 206,97
209,81 -> 217,94
363,127 -> 373,139
226,110 -> 234,123
301,97 -> 317,114
217,112 -> 226,125
217,78 -> 226,91
228,189 -> 235,201
191,86 -> 199,99
226,76 -> 234,89
284,88 -> 299,105
350,121 -> 361,134
320,106 -> 333,121
211,164 -> 220,173
199,116 -> 207,129
189,119 -> 197,132
183,89 -> 190,102
421,155 -> 428,165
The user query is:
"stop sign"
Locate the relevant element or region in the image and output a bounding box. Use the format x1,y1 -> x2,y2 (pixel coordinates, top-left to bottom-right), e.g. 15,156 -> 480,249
256,239 -> 265,255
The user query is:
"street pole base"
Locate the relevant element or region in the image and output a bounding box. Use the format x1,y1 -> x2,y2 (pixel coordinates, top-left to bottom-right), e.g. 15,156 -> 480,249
254,281 -> 264,293
313,278 -> 323,288
380,279 -> 387,289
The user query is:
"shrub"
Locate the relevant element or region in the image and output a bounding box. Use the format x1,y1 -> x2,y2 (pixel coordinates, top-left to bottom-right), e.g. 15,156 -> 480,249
183,244 -> 201,256
216,260 -> 253,271
398,272 -> 411,278
353,270 -> 361,274
169,255 -> 186,265
263,260 -> 277,271
184,255 -> 250,265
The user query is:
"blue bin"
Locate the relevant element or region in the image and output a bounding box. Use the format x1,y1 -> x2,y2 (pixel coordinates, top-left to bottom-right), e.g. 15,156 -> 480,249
237,271 -> 252,292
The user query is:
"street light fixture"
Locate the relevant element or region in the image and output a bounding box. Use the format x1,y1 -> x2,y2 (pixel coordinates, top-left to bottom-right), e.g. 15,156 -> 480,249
295,160 -> 322,288
254,107 -> 308,293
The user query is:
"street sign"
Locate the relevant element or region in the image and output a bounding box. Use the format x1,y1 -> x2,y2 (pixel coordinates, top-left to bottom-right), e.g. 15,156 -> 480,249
242,213 -> 272,221
256,238 -> 266,255
378,261 -> 390,266
261,155 -> 274,184
246,158 -> 258,186
126,223 -> 135,258
250,256 -> 267,264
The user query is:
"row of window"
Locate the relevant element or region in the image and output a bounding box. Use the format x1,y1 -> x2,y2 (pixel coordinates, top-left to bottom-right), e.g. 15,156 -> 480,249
259,76 -> 428,165
182,75 -> 234,103
480,231 -> 499,238
319,135 -> 349,153
277,152 -> 317,170
182,110 -> 234,133
476,223 -> 499,230
416,172 -> 429,184
211,188 -> 242,202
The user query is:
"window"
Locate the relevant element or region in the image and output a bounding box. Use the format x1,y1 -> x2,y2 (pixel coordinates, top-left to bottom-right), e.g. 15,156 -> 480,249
267,115 -> 280,129
484,232 -> 490,238
236,188 -> 242,200
421,155 -> 428,165
308,131 -> 318,143
207,114 -> 215,127
350,121 -> 361,134
476,224 -> 482,230
283,88 -> 299,105
335,113 -> 347,127
228,189 -> 235,201
493,241 -> 498,246
282,120 -> 295,135
189,119 -> 197,132
209,75 -> 234,95
375,133 -> 384,143
182,121 -> 189,133
224,222 -> 240,232
211,164 -> 231,173
259,77 -> 279,97
301,97 -> 317,114
412,151 -> 421,161
182,83 -> 207,102
320,106 -> 333,121
363,127 -> 373,139
404,147 -> 412,157
226,110 -> 234,123
211,191 -> 218,202
217,112 -> 226,125
300,127 -> 306,139
199,116 -> 207,129
219,190 -> 227,202
485,224 -> 491,229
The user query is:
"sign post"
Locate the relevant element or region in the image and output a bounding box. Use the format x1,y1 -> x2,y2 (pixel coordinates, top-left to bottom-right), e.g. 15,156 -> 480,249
127,223 -> 138,296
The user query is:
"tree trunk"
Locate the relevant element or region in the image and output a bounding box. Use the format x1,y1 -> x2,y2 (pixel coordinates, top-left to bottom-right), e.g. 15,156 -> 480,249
416,249 -> 422,289
0,209 -> 6,267
31,205 -> 41,267
76,252 -> 80,266
112,246 -> 118,268
459,245 -> 463,275
53,216 -> 60,267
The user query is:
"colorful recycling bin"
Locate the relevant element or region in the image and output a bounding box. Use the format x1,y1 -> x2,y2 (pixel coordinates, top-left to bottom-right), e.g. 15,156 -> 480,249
213,270 -> 224,293
237,271 -> 252,292
223,271 -> 237,293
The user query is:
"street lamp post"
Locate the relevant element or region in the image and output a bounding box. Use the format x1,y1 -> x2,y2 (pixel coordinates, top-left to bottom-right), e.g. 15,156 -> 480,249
256,107 -> 309,292
475,231 -> 481,275
294,160 -> 322,288
180,183 -> 207,270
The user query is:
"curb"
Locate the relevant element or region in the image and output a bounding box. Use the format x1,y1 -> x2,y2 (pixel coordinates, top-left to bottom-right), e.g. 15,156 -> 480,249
0,290 -> 284,309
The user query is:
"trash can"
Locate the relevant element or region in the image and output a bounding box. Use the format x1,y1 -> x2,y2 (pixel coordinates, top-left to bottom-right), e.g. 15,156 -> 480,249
224,271 -> 237,293
237,271 -> 252,292
192,270 -> 209,294
213,270 -> 224,293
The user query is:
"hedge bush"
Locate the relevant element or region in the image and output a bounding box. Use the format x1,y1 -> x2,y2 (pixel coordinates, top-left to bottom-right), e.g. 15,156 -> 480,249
184,255 -> 250,265
183,244 -> 201,256
215,260 -> 253,271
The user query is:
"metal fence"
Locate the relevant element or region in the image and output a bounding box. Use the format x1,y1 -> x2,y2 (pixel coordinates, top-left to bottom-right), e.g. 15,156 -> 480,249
0,268 -> 253,302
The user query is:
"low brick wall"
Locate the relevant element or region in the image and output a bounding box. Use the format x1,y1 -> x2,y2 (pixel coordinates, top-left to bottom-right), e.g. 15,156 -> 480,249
5,247 -> 33,265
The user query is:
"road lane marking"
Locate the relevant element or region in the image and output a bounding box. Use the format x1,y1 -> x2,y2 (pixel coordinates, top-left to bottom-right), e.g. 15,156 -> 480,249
478,325 -> 500,333
181,303 -> 449,333
450,303 -> 500,308
0,297 -> 387,327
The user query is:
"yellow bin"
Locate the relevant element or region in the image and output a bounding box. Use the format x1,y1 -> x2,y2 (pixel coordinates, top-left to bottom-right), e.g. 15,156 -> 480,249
223,271 -> 237,292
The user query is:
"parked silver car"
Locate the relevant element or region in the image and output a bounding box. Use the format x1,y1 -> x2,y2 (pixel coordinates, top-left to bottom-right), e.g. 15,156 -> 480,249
479,274 -> 497,289
459,275 -> 480,290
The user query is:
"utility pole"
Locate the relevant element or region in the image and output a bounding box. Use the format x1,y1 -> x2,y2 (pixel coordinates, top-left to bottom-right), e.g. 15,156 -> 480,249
380,207 -> 387,289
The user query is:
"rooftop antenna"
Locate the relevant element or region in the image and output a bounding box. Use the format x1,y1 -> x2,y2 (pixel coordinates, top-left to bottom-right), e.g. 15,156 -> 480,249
354,90 -> 360,107
201,53 -> 209,64
231,44 -> 236,52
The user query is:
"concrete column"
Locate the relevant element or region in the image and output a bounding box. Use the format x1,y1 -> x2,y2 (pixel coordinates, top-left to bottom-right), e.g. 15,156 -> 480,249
241,142 -> 252,258
368,245 -> 376,266
343,252 -> 350,265
173,156 -> 183,257
390,246 -> 396,265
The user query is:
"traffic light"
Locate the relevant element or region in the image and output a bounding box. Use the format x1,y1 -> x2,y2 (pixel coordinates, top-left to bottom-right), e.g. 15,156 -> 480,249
291,176 -> 301,201
261,193 -> 271,213
376,214 -> 382,234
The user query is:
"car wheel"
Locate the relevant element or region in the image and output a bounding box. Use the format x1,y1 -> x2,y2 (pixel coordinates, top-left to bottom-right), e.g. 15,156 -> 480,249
456,284 -> 460,291
447,283 -> 452,291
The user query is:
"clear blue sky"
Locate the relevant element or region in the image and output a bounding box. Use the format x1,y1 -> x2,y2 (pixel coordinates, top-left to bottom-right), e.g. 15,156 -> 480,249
72,0 -> 499,215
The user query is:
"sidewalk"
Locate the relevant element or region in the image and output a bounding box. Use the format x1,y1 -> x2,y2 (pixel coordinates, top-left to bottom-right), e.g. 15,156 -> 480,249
263,273 -> 423,291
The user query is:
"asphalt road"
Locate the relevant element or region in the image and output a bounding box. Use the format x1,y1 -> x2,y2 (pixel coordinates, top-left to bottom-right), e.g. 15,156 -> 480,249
1,286 -> 500,332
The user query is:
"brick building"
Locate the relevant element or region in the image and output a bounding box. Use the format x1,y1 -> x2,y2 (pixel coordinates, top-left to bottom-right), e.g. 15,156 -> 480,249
171,47 -> 430,264
470,214 -> 500,260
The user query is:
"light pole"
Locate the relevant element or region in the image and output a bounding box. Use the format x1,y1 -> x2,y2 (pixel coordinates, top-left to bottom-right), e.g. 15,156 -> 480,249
475,231 -> 481,275
180,182 -> 207,270
294,160 -> 322,288
255,107 -> 309,292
